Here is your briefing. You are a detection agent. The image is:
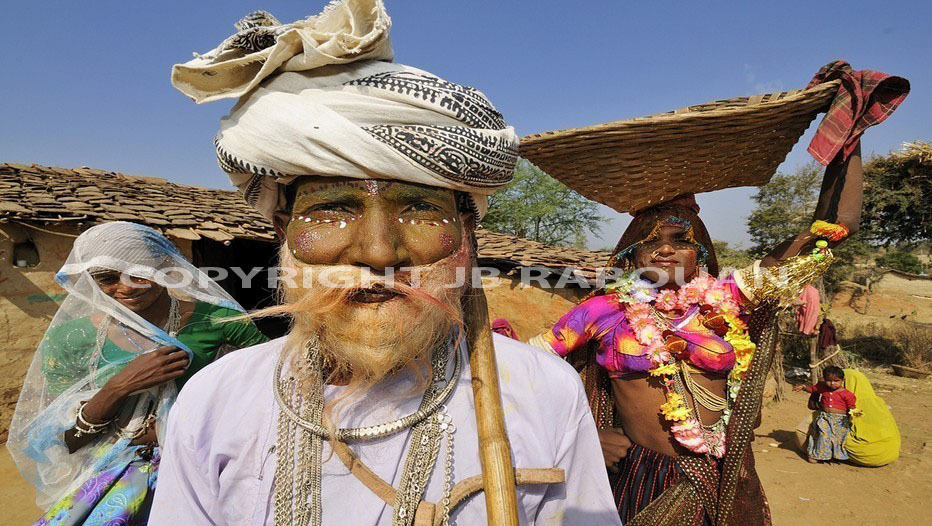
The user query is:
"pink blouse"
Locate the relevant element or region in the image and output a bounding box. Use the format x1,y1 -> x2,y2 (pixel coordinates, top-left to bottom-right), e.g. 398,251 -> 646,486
544,275 -> 750,379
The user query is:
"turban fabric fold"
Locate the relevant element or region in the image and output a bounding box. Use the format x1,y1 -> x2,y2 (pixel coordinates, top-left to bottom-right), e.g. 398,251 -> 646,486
172,0 -> 518,219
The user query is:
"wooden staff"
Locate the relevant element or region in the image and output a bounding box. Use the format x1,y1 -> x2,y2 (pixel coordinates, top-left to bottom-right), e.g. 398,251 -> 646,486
464,261 -> 519,525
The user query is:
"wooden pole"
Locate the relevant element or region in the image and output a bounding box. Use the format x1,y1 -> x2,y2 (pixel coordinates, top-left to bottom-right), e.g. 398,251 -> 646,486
464,274 -> 519,526
808,336 -> 819,385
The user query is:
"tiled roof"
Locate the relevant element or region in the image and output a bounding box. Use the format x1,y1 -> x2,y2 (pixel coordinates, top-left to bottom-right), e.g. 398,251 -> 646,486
0,163 -> 608,277
0,163 -> 276,241
474,229 -> 609,280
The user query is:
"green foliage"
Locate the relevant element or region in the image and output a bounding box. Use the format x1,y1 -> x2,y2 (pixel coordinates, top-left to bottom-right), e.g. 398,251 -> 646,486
483,159 -> 604,246
711,240 -> 752,272
821,234 -> 873,291
746,162 -> 822,256
860,142 -> 932,248
876,250 -> 925,274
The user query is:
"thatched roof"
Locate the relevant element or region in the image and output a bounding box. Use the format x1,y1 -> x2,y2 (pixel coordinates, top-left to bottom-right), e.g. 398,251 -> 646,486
0,163 -> 608,279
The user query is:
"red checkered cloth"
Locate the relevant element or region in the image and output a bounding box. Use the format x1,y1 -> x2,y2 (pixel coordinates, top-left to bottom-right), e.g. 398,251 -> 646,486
807,61 -> 910,165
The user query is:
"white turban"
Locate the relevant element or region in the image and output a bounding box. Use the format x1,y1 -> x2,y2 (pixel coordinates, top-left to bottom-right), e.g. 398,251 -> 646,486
172,0 -> 517,219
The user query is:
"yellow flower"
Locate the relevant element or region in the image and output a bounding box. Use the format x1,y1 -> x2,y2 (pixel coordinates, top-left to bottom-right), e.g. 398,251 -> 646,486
649,363 -> 678,377
660,399 -> 692,421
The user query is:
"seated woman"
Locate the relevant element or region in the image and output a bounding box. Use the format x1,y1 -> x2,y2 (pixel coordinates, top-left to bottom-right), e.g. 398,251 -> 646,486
529,146 -> 864,524
843,368 -> 900,466
7,221 -> 267,524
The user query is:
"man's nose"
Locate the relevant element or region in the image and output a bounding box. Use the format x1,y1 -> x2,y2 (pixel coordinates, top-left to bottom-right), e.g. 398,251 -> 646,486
350,213 -> 412,272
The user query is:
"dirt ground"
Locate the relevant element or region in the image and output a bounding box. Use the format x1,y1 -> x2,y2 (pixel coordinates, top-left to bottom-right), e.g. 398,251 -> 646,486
1,368 -> 929,524
756,368 -> 932,524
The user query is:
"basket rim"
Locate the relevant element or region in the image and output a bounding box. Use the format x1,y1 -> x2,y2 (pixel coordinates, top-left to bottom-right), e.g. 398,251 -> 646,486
519,79 -> 840,150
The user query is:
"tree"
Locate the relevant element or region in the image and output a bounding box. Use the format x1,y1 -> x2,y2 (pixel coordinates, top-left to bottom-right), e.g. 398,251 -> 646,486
711,240 -> 752,272
746,162 -> 822,256
483,159 -> 604,247
860,142 -> 932,249
876,251 -> 925,274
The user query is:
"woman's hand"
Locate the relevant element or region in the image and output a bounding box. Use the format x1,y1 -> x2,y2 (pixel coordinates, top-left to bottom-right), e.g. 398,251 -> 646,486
129,418 -> 159,446
598,427 -> 632,473
103,346 -> 189,397
65,347 -> 187,454
792,384 -> 806,392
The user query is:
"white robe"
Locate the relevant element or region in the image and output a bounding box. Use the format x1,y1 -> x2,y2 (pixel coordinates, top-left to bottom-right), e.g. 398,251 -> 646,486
150,334 -> 620,525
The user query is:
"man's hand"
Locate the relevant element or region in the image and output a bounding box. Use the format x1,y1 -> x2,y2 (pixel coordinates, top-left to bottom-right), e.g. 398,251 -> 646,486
598,427 -> 631,473
792,384 -> 807,392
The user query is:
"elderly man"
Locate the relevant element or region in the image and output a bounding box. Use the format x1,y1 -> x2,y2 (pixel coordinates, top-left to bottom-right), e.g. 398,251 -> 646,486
151,2 -> 619,525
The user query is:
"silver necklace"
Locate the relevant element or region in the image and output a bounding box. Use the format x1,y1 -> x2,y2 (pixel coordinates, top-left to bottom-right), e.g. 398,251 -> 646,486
273,339 -> 462,441
273,337 -> 460,526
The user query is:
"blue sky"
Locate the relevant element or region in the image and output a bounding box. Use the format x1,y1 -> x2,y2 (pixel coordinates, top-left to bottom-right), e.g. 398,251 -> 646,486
1,1 -> 927,250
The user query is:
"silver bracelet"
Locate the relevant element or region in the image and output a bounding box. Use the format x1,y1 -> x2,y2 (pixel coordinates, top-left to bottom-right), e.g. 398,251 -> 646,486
74,401 -> 112,438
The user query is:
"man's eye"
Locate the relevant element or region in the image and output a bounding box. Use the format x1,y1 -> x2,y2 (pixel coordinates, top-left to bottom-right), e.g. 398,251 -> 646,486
407,201 -> 441,213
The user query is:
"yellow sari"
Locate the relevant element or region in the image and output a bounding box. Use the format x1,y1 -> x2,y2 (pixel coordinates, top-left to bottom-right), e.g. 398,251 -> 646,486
844,369 -> 900,466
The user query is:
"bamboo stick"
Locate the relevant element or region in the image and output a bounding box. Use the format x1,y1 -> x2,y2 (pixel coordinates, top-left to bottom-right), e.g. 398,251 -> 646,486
464,270 -> 519,526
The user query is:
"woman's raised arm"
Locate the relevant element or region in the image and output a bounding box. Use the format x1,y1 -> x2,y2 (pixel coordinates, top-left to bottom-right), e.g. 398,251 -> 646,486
761,143 -> 863,268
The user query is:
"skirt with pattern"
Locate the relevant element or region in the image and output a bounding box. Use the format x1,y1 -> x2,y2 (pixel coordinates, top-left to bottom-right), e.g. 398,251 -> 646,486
35,449 -> 159,526
807,411 -> 851,461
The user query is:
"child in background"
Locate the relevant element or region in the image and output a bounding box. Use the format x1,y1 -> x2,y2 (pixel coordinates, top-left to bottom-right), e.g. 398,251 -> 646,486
794,366 -> 859,463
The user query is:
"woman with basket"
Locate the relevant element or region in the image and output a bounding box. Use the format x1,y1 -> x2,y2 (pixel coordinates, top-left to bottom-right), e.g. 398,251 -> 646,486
527,62 -> 909,524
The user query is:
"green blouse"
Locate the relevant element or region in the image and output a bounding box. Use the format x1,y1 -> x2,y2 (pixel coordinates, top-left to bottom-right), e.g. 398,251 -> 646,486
41,302 -> 268,394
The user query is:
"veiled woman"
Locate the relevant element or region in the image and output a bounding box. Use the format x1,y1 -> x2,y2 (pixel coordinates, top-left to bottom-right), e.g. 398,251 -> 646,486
7,222 -> 267,525
530,147 -> 865,524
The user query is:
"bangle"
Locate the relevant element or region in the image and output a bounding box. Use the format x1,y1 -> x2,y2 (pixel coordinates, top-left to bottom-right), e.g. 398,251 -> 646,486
74,401 -> 112,438
810,220 -> 849,242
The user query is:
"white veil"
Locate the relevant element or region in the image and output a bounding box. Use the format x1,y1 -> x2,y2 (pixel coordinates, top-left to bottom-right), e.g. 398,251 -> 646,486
7,222 -> 244,507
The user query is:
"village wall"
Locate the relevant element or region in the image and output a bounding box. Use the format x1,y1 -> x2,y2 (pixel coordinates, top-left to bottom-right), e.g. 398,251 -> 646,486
0,225 -> 76,440
483,274 -> 587,341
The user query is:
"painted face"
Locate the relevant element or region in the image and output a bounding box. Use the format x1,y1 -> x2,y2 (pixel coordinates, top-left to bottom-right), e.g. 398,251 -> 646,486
633,225 -> 700,287
92,271 -> 165,312
285,177 -> 465,270
824,374 -> 844,391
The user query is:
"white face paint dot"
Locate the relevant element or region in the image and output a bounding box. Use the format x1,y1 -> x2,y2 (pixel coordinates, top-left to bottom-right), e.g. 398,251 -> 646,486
398,217 -> 405,223
304,217 -> 311,223
441,218 -> 449,224
338,221 -> 347,229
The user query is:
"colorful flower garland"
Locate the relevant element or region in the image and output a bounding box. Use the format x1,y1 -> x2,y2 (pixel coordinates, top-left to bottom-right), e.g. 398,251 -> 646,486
609,273 -> 756,458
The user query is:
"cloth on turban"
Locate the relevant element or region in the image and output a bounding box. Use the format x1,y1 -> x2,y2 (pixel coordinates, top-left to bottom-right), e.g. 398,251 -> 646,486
172,0 -> 518,219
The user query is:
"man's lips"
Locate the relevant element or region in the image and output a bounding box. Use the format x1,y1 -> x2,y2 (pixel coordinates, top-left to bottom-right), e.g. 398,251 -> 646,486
651,259 -> 680,266
350,287 -> 403,304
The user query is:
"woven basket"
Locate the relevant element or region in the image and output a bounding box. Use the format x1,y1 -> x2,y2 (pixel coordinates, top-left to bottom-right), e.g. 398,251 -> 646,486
519,80 -> 841,213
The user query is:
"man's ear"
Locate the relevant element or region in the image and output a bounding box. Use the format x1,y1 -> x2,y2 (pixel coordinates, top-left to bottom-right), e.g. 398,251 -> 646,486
272,211 -> 291,240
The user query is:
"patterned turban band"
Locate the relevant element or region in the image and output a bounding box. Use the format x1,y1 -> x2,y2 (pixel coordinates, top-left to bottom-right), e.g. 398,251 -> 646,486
171,0 -> 518,219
